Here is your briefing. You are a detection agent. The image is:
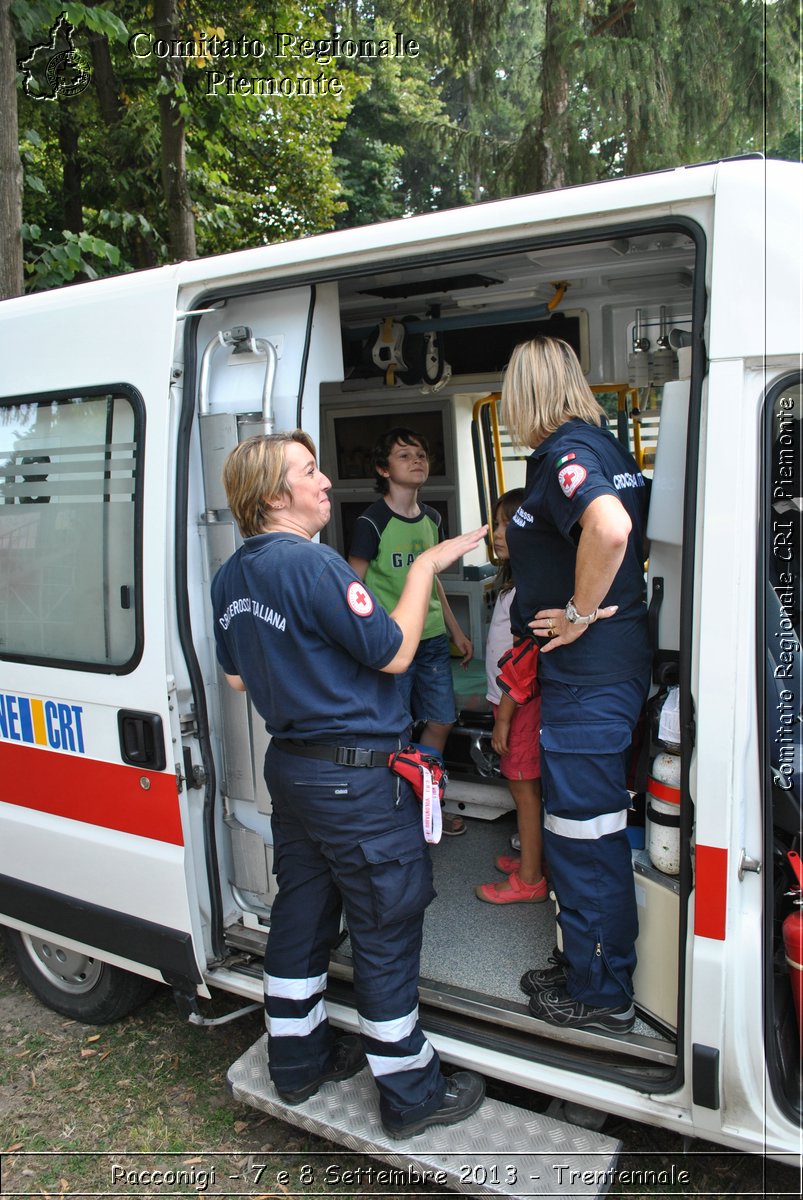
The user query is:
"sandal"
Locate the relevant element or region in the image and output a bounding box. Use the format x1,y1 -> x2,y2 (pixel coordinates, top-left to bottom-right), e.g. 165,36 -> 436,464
441,812 -> 466,836
475,871 -> 547,904
495,853 -> 521,874
495,854 -> 548,879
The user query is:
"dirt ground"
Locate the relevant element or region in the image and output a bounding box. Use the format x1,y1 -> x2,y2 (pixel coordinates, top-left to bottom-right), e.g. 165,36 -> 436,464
0,937 -> 799,1199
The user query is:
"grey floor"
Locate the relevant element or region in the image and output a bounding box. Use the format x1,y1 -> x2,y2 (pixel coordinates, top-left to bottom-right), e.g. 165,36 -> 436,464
339,810 -> 667,1041
423,812 -> 556,1004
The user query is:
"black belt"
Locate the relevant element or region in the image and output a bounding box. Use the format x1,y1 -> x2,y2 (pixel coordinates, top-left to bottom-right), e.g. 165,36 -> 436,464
273,739 -> 392,768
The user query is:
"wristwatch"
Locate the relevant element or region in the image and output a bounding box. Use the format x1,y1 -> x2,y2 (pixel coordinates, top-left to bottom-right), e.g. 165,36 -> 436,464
564,596 -> 598,626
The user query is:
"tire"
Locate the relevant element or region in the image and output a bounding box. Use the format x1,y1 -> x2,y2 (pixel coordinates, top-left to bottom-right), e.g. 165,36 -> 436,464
3,928 -> 159,1024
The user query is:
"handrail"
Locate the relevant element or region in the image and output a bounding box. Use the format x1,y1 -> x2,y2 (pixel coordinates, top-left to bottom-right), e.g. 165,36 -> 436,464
198,328 -> 277,435
472,393 -> 504,558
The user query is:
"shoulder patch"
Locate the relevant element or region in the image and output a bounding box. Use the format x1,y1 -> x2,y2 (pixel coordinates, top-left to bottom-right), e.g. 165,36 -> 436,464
555,451 -> 576,468
347,580 -> 374,617
557,462 -> 587,498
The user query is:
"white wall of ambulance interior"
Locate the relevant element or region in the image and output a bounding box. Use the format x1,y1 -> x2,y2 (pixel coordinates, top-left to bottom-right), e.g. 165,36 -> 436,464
0,161 -> 799,1161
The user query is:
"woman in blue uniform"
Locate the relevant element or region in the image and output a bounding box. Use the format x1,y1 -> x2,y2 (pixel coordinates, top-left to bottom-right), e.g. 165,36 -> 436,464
211,430 -> 486,1137
501,337 -> 651,1034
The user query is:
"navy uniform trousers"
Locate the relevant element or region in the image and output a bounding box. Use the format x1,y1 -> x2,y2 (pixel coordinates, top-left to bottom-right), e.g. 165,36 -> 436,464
539,672 -> 650,1008
262,736 -> 446,1127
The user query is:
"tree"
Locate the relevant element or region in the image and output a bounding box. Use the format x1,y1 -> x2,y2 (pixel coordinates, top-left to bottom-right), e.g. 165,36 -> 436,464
10,1 -> 362,288
154,0 -> 196,260
330,0 -> 522,222
334,0 -> 800,220
510,0 -> 801,193
5,0 -> 800,295
0,0 -> 24,297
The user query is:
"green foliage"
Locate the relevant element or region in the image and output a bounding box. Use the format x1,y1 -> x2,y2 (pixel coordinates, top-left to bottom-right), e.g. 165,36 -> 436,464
11,0 -> 128,39
333,0 -> 802,219
330,7 -> 448,224
23,226 -> 123,289
768,129 -> 802,163
12,0 -> 363,286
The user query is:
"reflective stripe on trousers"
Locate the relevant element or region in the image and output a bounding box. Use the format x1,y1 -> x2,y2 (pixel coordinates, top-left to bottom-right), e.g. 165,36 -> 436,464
262,738 -> 446,1126
539,672 -> 650,1007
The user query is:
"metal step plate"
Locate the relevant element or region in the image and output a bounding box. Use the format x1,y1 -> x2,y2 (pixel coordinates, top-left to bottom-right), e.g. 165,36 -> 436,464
229,1036 -> 621,1198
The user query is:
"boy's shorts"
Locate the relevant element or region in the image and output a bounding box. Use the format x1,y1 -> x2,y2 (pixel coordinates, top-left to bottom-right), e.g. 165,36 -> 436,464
395,633 -> 457,727
494,694 -> 541,781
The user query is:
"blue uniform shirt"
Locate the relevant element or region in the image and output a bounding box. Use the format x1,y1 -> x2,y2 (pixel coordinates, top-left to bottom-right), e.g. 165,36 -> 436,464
211,533 -> 408,740
506,419 -> 651,685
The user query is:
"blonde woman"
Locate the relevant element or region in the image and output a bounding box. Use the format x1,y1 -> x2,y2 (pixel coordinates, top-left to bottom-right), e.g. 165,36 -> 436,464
501,337 -> 650,1034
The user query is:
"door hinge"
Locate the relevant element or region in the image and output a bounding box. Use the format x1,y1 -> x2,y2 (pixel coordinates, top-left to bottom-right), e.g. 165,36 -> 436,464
179,747 -> 207,791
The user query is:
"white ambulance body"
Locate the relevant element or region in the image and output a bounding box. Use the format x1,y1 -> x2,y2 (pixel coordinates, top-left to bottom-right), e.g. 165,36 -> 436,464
0,159 -> 800,1171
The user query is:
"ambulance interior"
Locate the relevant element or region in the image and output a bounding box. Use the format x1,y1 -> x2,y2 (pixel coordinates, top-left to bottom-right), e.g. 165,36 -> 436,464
196,223 -> 799,1099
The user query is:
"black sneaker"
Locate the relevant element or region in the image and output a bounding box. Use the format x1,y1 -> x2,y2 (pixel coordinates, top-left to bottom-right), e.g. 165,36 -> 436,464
519,946 -> 569,996
527,986 -> 635,1033
382,1070 -> 486,1140
275,1034 -> 366,1105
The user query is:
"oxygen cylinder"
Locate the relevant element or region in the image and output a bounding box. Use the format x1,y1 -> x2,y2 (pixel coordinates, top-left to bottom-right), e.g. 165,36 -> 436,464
651,306 -> 677,386
627,308 -> 652,387
646,751 -> 681,875
783,850 -> 803,1051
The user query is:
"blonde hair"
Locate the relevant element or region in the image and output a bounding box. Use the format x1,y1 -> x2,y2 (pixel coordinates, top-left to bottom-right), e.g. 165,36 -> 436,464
501,337 -> 605,449
222,430 -> 317,539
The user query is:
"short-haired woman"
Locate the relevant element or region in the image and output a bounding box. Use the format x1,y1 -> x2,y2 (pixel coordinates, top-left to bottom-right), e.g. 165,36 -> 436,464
211,430 -> 486,1137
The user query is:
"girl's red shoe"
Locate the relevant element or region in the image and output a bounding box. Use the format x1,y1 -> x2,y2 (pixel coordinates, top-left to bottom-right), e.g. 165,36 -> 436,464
475,871 -> 547,904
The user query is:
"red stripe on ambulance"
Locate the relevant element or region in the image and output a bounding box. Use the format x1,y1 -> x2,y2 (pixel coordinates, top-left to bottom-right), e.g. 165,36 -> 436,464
0,742 -> 183,845
694,844 -> 728,940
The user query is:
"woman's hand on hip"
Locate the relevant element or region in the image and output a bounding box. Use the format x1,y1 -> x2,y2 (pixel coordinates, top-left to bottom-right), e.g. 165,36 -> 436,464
529,603 -> 618,653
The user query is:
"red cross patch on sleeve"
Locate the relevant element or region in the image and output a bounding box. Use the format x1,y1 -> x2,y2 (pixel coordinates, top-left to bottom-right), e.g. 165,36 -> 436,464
557,462 -> 587,498
347,580 -> 374,616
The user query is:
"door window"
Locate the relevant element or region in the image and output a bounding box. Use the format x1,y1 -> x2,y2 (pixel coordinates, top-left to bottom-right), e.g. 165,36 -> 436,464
0,389 -> 142,670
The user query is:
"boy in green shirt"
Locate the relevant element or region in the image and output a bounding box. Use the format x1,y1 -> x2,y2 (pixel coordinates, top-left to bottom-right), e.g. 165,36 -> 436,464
348,427 -> 472,835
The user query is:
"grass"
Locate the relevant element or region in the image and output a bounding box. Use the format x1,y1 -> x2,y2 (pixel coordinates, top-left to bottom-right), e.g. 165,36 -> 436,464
0,938 -> 799,1198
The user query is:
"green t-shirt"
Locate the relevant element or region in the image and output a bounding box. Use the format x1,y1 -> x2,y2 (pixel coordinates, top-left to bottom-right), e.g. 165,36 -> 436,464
349,499 -> 446,640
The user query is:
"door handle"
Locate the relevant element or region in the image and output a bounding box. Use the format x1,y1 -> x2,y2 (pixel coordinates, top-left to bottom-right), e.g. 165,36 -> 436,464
117,710 -> 166,772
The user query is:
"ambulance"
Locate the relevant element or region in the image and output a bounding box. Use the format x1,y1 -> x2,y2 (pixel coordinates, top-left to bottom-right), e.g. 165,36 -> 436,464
0,157 -> 800,1187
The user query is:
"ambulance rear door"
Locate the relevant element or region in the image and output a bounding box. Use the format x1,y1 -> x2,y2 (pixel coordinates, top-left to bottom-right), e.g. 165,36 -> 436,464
0,267 -> 210,1012
685,160 -> 802,1154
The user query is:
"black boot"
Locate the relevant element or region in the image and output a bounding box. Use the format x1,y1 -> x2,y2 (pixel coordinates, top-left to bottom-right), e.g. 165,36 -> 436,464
275,1034 -> 366,1105
382,1070 -> 486,1139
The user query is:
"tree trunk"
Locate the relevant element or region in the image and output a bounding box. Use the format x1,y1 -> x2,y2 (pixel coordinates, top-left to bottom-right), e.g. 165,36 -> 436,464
87,28 -> 123,126
0,0 -> 24,298
59,103 -> 83,233
510,0 -> 572,195
530,0 -> 570,192
153,0 -> 196,261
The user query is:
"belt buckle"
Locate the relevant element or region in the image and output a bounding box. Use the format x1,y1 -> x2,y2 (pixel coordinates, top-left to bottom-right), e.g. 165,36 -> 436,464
335,746 -> 372,768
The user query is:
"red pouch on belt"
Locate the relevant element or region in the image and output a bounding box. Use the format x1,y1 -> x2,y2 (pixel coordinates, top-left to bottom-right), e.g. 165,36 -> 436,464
496,636 -> 539,705
388,746 -> 448,803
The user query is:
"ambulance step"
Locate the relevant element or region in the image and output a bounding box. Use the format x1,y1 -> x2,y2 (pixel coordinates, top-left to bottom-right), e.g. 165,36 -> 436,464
228,1036 -> 621,1198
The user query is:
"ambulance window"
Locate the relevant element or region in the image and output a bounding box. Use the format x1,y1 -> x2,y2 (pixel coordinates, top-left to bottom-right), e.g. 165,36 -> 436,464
762,375 -> 801,829
0,390 -> 141,670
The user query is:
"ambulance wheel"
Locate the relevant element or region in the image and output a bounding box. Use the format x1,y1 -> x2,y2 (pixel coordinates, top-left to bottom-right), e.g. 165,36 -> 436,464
3,929 -> 158,1024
